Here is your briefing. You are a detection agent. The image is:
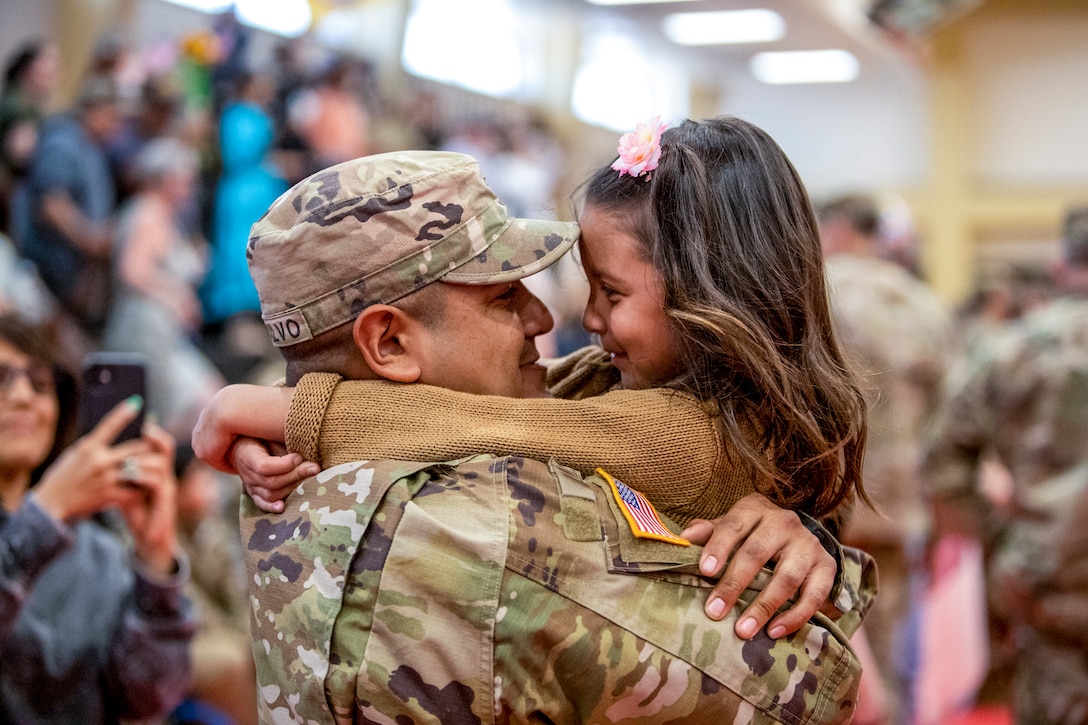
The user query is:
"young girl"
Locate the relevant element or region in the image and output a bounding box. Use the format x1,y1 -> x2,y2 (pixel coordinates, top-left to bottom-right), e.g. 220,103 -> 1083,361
197,115 -> 870,638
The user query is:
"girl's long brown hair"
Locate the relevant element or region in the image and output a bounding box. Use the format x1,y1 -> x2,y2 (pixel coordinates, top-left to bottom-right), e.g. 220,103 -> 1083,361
582,116 -> 868,519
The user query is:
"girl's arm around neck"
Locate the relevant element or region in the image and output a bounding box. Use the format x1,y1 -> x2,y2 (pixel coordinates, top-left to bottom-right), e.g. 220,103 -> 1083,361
192,384 -> 295,472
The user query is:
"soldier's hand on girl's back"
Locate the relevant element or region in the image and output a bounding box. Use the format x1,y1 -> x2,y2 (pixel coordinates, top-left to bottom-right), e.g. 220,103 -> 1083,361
682,493 -> 837,640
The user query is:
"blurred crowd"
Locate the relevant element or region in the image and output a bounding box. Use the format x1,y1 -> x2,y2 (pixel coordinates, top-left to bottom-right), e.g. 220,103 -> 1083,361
0,13 -> 587,408
816,196 -> 1088,725
0,14 -> 586,724
1,9 -> 1085,725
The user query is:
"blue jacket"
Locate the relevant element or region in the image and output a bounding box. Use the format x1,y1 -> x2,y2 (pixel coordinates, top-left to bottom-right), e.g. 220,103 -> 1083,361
200,100 -> 287,323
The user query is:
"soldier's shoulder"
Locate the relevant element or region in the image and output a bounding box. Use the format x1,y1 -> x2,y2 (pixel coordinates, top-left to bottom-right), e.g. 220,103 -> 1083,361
1021,297 -> 1088,337
828,255 -> 952,365
985,298 -> 1088,368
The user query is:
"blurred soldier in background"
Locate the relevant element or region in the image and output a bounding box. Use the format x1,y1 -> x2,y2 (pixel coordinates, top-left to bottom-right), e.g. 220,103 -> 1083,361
923,204 -> 1088,724
819,194 -> 954,725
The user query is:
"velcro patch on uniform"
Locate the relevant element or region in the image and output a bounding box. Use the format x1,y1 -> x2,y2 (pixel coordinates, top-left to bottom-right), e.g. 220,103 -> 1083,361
597,468 -> 689,546
264,308 -> 314,347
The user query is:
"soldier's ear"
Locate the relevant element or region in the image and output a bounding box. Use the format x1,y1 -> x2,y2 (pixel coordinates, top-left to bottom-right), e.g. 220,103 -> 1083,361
352,306 -> 423,383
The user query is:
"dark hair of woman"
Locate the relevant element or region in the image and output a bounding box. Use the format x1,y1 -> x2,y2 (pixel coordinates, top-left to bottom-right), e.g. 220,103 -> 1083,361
3,41 -> 44,89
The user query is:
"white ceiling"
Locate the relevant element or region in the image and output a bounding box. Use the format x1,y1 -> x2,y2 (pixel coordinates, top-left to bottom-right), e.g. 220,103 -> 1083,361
534,0 -> 916,83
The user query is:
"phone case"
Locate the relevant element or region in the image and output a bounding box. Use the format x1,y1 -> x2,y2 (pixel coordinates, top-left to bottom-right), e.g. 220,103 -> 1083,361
78,352 -> 148,443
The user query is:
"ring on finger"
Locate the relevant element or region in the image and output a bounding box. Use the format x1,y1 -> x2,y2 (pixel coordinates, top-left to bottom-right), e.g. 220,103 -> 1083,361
120,456 -> 140,483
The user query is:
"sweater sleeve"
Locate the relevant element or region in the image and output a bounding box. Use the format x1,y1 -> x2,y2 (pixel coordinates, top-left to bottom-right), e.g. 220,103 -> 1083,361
544,345 -> 621,399
286,375 -> 754,526
286,371 -> 340,464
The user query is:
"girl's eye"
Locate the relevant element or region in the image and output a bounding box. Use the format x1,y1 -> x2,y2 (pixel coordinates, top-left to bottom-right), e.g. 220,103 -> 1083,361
600,284 -> 620,300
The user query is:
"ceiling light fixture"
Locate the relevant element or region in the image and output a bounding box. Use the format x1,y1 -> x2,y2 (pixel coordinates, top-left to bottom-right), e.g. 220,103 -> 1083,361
586,0 -> 698,5
234,0 -> 312,37
662,9 -> 785,46
750,49 -> 859,84
159,0 -> 233,12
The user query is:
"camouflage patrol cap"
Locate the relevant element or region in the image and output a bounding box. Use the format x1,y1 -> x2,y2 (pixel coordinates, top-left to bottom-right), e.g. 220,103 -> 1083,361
248,151 -> 579,347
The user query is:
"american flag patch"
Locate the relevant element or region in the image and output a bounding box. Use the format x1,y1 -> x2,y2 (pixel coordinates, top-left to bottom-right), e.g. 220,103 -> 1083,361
597,468 -> 690,546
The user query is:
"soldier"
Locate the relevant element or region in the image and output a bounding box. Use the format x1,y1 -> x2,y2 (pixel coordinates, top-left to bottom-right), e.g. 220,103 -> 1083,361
207,150 -> 876,722
922,204 -> 1088,724
818,194 -> 954,725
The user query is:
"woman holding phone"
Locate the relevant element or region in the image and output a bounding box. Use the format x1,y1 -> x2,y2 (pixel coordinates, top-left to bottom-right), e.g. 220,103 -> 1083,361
0,312 -> 194,723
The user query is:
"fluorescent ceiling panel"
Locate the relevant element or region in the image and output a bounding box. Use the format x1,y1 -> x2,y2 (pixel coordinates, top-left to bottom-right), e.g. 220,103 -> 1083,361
587,0 -> 700,4
159,0 -> 312,37
750,49 -> 860,84
234,0 -> 312,37
663,9 -> 784,45
402,0 -> 523,98
571,29 -> 688,132
158,0 -> 233,12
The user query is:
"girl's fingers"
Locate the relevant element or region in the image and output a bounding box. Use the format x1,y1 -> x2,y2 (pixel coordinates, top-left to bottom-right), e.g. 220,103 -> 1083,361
250,492 -> 286,514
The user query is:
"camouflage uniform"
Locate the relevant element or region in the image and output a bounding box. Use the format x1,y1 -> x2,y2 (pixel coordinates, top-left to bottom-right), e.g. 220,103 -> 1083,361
825,254 -> 953,724
243,454 -> 876,724
923,297 -> 1088,724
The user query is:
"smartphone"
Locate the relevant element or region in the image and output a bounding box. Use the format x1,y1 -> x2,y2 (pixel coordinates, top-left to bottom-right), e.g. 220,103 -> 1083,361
78,352 -> 148,443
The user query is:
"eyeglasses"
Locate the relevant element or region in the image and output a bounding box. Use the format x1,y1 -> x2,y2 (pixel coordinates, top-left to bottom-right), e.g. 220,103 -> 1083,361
0,362 -> 57,397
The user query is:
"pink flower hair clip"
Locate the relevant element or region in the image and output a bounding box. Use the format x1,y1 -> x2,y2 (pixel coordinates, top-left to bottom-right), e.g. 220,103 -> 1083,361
612,116 -> 668,180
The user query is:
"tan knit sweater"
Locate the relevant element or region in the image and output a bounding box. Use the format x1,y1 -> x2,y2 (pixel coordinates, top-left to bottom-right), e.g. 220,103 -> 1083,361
286,347 -> 757,527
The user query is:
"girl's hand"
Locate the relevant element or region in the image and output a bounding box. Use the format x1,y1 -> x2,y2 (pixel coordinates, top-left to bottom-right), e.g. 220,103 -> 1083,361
192,384 -> 294,472
34,397 -> 152,522
234,437 -> 320,514
680,493 -> 837,640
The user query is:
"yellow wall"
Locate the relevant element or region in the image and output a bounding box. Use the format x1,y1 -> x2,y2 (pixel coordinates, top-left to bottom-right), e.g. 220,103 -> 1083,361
908,0 -> 1088,302
52,0 -> 138,105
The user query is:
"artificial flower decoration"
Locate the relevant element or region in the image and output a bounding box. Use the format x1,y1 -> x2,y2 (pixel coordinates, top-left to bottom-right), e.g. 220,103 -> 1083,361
180,31 -> 222,66
612,116 -> 668,179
